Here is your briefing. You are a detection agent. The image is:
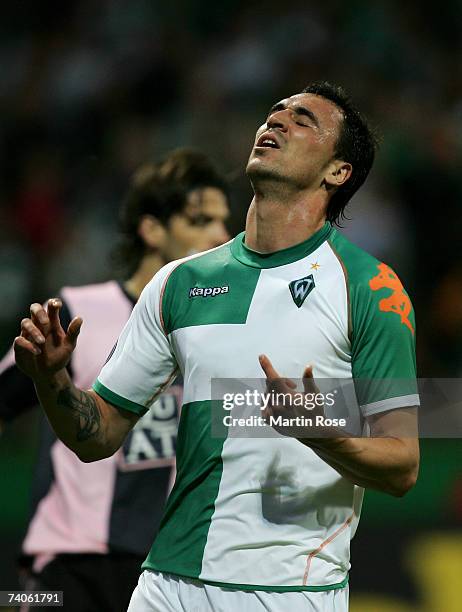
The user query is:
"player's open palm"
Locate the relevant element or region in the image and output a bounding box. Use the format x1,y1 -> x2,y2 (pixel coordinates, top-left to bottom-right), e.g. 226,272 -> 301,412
14,298 -> 82,381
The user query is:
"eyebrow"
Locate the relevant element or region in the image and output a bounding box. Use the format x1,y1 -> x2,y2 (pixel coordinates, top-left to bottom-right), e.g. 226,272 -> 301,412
267,102 -> 320,128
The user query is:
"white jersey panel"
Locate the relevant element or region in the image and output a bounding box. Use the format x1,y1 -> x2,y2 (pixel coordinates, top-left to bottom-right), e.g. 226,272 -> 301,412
199,434 -> 355,587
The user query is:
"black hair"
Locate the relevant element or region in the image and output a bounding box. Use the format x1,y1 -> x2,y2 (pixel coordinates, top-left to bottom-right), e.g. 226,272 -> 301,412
113,147 -> 228,276
302,81 -> 378,225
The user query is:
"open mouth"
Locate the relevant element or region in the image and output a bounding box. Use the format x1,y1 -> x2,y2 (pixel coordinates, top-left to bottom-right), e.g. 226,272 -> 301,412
256,134 -> 280,149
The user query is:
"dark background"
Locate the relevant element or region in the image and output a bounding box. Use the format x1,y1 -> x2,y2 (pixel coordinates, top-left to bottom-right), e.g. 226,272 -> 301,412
0,2 -> 461,610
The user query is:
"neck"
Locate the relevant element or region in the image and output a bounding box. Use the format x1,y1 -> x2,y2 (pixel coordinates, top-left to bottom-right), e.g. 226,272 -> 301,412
123,252 -> 166,299
244,188 -> 327,253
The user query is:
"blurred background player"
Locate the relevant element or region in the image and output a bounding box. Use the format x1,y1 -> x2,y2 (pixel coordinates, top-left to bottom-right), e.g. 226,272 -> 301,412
0,147 -> 230,612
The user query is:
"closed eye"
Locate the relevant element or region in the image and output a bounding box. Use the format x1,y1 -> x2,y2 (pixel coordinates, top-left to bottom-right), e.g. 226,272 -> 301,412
266,103 -> 319,129
293,106 -> 319,127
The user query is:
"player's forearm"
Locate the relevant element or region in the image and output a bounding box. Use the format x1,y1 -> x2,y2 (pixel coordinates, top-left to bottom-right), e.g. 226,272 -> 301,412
33,369 -> 116,462
305,437 -> 419,497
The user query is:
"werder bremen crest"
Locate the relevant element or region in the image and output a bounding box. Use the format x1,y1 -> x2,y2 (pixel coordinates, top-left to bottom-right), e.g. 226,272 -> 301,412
289,274 -> 315,308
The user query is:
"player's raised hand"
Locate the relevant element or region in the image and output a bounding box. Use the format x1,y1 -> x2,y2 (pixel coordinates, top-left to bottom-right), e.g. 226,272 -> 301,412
258,354 -> 296,416
258,354 -> 325,438
259,355 -> 315,393
14,298 -> 82,381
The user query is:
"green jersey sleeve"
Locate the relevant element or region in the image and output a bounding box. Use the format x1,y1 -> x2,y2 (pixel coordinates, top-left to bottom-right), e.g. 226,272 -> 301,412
329,230 -> 419,416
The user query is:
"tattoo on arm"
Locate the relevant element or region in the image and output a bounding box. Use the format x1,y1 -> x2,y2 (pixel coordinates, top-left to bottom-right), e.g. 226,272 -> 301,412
57,387 -> 101,441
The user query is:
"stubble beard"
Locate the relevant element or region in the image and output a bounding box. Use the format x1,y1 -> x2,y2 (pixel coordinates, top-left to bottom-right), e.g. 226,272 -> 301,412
246,156 -> 308,200
246,157 -> 288,194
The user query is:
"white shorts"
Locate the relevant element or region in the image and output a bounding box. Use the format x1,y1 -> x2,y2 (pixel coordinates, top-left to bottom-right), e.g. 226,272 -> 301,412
127,570 -> 349,612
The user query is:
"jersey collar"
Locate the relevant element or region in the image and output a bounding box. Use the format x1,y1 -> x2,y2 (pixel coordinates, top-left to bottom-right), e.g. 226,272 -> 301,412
230,222 -> 333,268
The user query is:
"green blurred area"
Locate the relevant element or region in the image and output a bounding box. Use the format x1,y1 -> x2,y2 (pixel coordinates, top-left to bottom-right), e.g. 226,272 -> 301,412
0,411 -> 40,527
0,411 -> 39,587
363,439 -> 461,526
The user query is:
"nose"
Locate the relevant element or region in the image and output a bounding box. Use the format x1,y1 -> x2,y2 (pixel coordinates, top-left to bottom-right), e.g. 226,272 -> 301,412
266,109 -> 289,131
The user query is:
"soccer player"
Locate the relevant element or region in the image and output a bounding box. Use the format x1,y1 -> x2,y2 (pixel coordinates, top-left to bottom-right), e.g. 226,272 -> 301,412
14,82 -> 419,612
0,148 -> 229,611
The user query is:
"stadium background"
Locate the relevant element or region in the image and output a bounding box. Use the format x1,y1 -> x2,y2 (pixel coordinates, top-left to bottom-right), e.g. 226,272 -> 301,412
0,1 -> 461,610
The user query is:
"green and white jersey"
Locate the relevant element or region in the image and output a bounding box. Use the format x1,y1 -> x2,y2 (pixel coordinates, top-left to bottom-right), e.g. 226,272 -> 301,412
94,222 -> 418,592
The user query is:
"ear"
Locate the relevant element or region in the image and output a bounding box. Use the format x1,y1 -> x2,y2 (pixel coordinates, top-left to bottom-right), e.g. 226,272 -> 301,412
137,215 -> 166,249
323,161 -> 352,188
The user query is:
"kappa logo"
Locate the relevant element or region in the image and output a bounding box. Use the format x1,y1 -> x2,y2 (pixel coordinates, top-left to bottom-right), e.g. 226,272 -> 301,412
189,285 -> 229,298
369,263 -> 414,334
289,274 -> 315,308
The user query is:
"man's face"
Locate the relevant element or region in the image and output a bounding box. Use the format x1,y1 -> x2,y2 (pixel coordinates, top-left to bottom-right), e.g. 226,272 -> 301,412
163,187 -> 230,261
246,93 -> 344,190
